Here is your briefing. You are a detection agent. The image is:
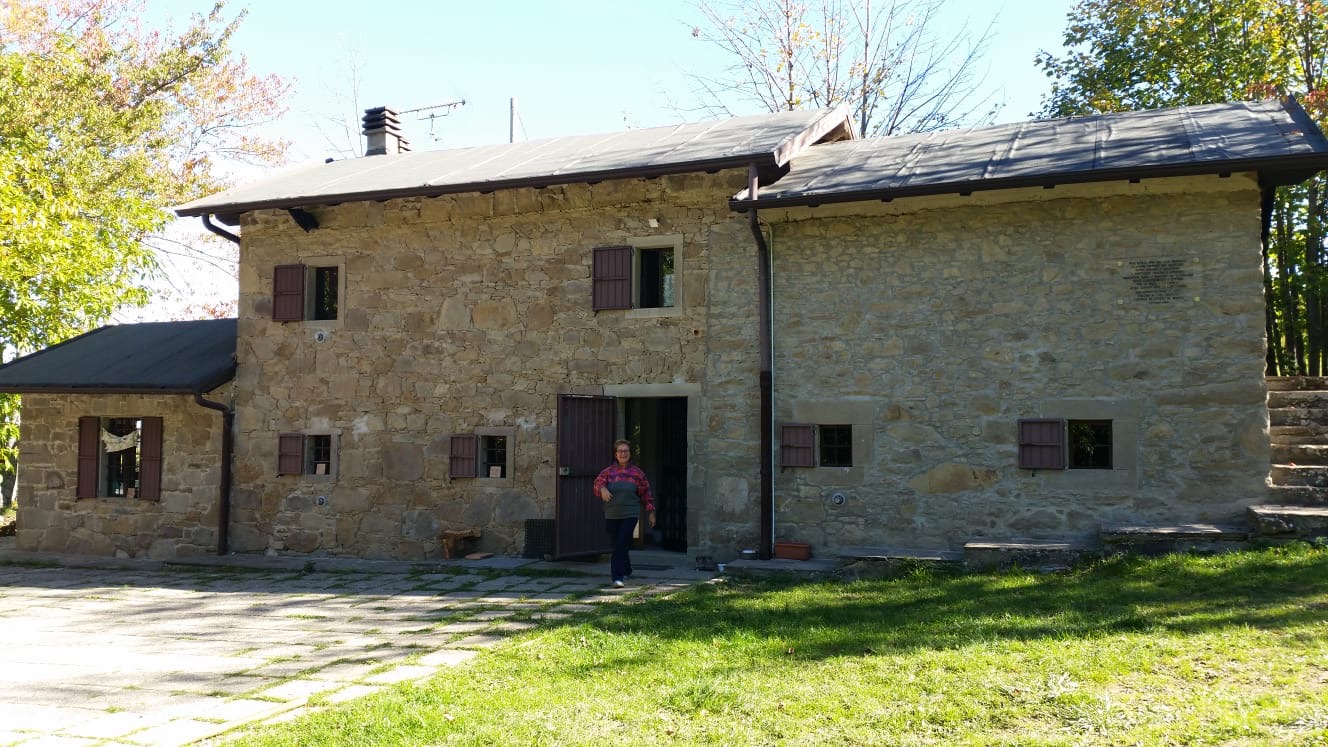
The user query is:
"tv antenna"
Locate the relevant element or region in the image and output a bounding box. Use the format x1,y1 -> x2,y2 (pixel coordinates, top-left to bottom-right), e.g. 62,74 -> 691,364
401,99 -> 466,144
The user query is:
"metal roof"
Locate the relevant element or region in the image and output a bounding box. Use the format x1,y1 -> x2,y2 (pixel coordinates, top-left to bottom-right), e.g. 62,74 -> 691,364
176,107 -> 854,224
0,319 -> 237,394
732,98 -> 1328,210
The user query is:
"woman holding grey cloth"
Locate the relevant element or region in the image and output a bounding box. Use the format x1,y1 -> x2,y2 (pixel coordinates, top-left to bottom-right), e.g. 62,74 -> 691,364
592,439 -> 656,588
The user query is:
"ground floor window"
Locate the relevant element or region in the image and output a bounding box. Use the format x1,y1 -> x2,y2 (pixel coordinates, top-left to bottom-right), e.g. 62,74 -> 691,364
102,418 -> 140,496
481,435 -> 508,478
278,432 -> 337,477
77,416 -> 162,500
781,423 -> 854,468
450,428 -> 515,480
1068,420 -> 1113,469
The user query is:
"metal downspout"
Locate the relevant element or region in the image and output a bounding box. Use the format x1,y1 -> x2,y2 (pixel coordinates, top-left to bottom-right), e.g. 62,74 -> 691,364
194,393 -> 234,555
747,165 -> 775,560
196,214 -> 240,555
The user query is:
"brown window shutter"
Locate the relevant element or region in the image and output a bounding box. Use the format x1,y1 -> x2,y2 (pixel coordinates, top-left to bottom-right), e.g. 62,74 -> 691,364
138,417 -> 163,500
273,264 -> 306,321
77,416 -> 99,498
277,433 -> 304,475
1018,418 -> 1066,469
780,423 -> 815,468
449,434 -> 479,478
592,246 -> 632,310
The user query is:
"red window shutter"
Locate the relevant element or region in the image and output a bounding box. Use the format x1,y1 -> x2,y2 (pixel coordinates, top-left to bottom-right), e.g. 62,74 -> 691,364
780,423 -> 815,468
273,264 -> 306,321
1018,418 -> 1067,469
77,416 -> 99,498
138,417 -> 163,500
449,434 -> 478,478
277,433 -> 304,475
592,246 -> 632,311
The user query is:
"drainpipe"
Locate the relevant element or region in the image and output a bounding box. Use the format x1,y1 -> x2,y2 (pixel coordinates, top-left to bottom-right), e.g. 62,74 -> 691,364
194,393 -> 234,555
747,165 -> 775,560
196,212 -> 240,555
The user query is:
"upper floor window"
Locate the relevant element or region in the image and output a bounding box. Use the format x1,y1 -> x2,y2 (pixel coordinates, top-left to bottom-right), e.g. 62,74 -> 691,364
273,262 -> 342,322
591,237 -> 681,312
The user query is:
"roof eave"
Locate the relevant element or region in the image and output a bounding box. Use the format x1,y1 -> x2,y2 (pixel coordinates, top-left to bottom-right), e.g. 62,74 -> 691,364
175,154 -> 782,220
730,158 -> 1328,211
0,385 -> 205,395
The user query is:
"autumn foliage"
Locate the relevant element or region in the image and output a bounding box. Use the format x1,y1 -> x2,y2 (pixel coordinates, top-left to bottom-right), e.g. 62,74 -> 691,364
0,0 -> 289,474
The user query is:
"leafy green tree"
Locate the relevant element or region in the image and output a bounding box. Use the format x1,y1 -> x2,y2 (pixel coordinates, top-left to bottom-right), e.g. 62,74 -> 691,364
0,0 -> 288,496
1036,0 -> 1328,375
689,0 -> 998,136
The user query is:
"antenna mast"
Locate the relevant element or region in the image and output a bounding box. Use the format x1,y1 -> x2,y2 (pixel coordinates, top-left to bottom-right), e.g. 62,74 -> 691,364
401,99 -> 466,144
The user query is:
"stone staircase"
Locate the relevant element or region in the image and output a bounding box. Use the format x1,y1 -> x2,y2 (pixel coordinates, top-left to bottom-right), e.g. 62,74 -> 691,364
1260,376 -> 1328,539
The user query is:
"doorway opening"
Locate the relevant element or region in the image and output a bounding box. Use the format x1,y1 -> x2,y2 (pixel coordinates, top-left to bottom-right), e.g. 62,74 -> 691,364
624,397 -> 688,552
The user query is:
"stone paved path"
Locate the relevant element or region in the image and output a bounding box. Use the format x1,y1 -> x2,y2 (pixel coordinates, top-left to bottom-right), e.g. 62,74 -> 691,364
0,554 -> 704,746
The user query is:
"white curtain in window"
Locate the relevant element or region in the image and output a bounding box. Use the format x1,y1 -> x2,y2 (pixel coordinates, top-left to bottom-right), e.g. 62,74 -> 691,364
100,429 -> 139,453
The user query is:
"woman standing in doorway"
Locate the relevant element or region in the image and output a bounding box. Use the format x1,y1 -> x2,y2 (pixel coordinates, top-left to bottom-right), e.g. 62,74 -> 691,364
593,439 -> 655,588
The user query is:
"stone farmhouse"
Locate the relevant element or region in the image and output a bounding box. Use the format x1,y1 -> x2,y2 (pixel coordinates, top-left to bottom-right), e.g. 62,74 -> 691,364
4,98 -> 1328,563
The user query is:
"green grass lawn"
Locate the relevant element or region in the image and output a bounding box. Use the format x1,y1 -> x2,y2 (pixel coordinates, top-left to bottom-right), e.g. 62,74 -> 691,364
226,545 -> 1328,746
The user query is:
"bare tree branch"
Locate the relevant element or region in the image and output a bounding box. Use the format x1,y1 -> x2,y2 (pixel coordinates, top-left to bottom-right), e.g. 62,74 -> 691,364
688,0 -> 999,136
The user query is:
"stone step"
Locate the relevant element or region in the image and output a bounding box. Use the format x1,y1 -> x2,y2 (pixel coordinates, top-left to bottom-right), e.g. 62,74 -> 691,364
1268,485 -> 1328,506
1248,505 -> 1328,540
962,539 -> 1095,571
1269,407 -> 1328,428
1267,376 -> 1328,391
1099,523 -> 1249,556
1270,425 -> 1328,446
1267,390 -> 1328,409
1272,444 -> 1328,465
836,546 -> 963,578
1270,464 -> 1328,487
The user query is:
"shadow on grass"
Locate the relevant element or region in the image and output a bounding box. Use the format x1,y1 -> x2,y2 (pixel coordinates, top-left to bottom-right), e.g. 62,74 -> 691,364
583,544 -> 1328,661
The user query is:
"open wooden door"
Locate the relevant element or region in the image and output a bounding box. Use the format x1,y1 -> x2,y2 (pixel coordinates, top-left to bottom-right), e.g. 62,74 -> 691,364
554,394 -> 616,558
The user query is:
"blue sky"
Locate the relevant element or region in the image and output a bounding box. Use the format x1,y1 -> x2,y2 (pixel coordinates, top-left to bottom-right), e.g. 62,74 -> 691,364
165,0 -> 1077,163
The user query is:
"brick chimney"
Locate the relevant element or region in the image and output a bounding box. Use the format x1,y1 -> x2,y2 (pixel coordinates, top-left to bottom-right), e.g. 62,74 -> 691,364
362,107 -> 411,156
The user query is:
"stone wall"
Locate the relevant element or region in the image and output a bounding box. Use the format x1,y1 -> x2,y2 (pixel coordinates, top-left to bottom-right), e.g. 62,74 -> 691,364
231,171 -> 753,559
759,175 -> 1272,553
15,391 -> 229,558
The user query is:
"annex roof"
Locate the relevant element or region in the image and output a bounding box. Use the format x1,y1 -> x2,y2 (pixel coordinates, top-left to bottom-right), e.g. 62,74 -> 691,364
0,319 -> 236,394
176,107 -> 855,224
732,97 -> 1328,210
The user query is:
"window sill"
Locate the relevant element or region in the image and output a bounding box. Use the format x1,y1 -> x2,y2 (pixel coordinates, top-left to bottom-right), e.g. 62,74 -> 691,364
625,306 -> 682,319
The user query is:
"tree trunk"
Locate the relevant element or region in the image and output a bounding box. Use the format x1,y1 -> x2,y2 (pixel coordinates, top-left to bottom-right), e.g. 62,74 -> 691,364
1276,194 -> 1304,374
1310,179 -> 1326,375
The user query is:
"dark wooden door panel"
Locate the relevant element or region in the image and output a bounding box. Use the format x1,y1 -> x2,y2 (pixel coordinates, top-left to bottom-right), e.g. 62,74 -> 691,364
555,395 -> 616,558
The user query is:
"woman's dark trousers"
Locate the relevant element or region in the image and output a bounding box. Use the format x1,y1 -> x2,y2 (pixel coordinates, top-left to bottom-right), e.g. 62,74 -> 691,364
605,517 -> 638,582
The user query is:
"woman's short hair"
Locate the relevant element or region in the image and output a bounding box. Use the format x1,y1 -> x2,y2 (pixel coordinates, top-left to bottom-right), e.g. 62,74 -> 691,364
613,439 -> 632,452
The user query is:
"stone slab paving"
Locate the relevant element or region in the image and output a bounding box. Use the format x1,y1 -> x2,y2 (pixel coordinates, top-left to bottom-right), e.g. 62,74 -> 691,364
0,548 -> 711,746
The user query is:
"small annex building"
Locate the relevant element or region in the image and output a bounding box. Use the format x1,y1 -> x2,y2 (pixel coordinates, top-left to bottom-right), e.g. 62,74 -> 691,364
0,319 -> 235,557
4,98 -> 1328,562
